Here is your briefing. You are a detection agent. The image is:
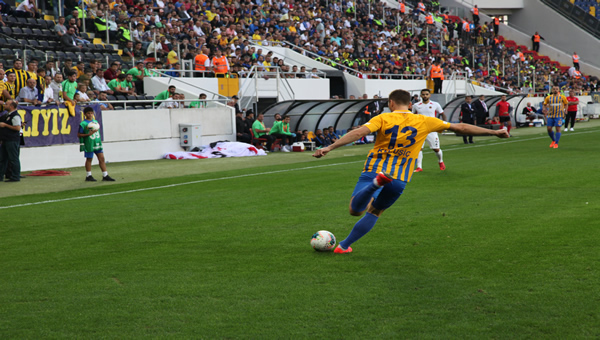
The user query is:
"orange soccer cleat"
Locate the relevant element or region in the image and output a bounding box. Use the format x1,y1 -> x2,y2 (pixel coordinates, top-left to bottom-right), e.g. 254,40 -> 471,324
334,246 -> 353,254
439,162 -> 446,171
413,167 -> 423,173
549,141 -> 556,148
553,143 -> 559,149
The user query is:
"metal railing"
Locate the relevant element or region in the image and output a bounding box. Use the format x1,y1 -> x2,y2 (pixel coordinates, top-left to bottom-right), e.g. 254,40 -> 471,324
237,65 -> 297,112
150,69 -> 229,101
17,98 -> 230,110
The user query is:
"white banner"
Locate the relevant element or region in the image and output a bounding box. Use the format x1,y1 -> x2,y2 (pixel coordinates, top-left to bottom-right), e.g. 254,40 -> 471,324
164,142 -> 267,159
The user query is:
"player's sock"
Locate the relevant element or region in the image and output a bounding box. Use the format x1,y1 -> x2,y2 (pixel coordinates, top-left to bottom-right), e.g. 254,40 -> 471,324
350,183 -> 379,213
548,130 -> 555,141
555,132 -> 561,144
507,125 -> 512,134
103,171 -> 108,177
339,212 -> 378,249
86,171 -> 92,176
435,150 -> 443,163
417,151 -> 423,169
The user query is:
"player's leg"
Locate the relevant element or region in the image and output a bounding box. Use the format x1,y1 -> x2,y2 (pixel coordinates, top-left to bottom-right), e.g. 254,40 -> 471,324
84,152 -> 96,181
348,172 -> 391,216
96,151 -> 116,181
564,112 -> 571,130
415,147 -> 424,172
429,133 -> 445,170
337,179 -> 406,253
546,118 -> 555,146
554,120 -> 562,147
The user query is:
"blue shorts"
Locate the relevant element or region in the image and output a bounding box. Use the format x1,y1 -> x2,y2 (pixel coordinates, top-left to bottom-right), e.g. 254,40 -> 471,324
547,117 -> 563,127
352,172 -> 407,210
84,149 -> 103,159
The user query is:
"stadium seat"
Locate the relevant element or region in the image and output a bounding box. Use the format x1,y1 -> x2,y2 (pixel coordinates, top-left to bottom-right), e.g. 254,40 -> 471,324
1,26 -> 12,36
4,17 -> 17,27
27,18 -> 42,28
16,17 -> 30,27
250,129 -> 269,150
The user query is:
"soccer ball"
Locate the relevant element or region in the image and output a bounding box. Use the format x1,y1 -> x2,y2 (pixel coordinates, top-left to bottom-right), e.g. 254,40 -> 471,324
87,122 -> 100,131
310,230 -> 336,251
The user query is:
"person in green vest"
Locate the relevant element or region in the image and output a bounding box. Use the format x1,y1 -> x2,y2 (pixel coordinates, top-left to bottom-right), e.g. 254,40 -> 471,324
107,74 -> 129,95
117,22 -> 131,48
121,74 -> 136,95
153,85 -> 176,106
269,114 -> 296,152
77,106 -> 115,182
251,112 -> 276,151
126,61 -> 145,95
94,11 -> 108,41
61,71 -> 78,105
189,93 -> 207,108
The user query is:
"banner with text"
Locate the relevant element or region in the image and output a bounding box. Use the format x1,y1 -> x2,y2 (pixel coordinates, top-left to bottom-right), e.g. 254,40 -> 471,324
17,104 -> 103,147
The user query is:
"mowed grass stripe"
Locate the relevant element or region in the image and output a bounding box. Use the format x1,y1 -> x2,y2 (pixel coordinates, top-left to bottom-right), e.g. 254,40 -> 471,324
2,127 -> 598,210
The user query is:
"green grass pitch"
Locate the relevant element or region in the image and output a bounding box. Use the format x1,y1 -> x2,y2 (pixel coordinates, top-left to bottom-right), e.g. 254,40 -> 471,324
1,123 -> 599,338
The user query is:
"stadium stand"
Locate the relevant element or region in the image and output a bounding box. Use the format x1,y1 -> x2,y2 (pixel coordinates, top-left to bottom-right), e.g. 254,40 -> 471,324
0,0 -> 598,111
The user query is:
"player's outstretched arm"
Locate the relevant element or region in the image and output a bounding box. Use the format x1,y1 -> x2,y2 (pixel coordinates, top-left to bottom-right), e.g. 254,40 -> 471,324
448,123 -> 510,138
312,126 -> 371,158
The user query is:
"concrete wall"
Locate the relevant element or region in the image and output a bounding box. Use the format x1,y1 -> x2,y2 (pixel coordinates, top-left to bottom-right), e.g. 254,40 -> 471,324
20,107 -> 235,171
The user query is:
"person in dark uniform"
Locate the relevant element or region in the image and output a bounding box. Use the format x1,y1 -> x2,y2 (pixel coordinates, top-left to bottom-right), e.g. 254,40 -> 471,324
472,94 -> 489,125
460,95 -> 476,144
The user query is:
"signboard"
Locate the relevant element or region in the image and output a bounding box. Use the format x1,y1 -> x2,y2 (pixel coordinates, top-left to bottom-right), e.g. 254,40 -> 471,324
13,104 -> 103,147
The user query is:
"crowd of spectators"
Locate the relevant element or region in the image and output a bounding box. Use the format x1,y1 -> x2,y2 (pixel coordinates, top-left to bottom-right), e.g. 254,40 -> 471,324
41,0 -> 595,96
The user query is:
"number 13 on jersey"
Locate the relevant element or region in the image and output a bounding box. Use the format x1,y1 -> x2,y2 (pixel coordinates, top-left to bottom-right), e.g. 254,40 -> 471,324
385,125 -> 417,149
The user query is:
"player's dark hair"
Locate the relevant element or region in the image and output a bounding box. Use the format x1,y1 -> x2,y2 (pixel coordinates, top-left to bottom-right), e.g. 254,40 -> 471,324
83,107 -> 94,114
420,88 -> 431,94
388,89 -> 411,106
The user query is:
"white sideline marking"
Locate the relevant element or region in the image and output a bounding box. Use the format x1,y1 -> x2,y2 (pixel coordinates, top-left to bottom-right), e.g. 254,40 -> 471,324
1,129 -> 598,210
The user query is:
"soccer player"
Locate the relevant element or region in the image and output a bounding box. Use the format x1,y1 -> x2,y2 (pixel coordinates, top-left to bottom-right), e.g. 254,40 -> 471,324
312,89 -> 509,254
543,86 -> 569,148
411,88 -> 447,172
77,107 -> 115,182
495,95 -> 512,134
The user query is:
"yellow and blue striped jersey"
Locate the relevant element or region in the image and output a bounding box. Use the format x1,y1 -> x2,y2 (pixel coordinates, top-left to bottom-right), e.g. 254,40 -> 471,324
543,94 -> 568,118
362,110 -> 451,182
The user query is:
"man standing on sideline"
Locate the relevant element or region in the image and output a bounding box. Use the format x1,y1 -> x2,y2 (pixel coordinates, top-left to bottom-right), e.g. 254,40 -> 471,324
531,32 -> 544,53
473,94 -> 489,125
572,52 -> 580,71
0,100 -> 22,182
564,91 -> 579,131
460,95 -> 476,144
496,95 -> 512,135
312,89 -> 509,254
543,86 -> 569,148
429,60 -> 444,94
412,88 -> 446,172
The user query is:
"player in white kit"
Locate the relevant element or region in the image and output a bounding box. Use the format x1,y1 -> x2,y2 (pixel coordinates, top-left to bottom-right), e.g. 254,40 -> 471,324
411,88 -> 447,172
